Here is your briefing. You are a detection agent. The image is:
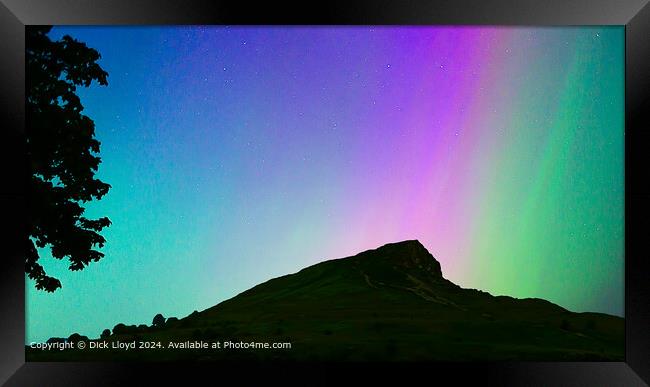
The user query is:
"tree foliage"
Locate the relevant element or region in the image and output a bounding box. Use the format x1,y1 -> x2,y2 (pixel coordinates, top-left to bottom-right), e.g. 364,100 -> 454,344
152,313 -> 166,328
26,26 -> 111,292
113,323 -> 127,335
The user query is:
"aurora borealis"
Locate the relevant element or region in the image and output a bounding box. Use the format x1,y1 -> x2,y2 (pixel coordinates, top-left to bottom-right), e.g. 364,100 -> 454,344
26,26 -> 624,343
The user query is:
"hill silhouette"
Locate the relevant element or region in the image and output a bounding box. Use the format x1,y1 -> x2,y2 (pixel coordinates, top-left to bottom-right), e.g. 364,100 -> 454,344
27,240 -> 623,361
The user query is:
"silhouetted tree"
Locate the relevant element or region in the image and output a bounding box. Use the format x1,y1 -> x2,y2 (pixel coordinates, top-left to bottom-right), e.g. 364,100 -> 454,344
68,333 -> 89,342
100,329 -> 111,339
152,313 -> 165,327
46,337 -> 66,345
113,323 -> 127,335
25,26 -> 110,292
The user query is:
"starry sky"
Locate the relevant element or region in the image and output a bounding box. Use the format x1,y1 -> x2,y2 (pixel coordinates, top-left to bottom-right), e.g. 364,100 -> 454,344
26,26 -> 624,343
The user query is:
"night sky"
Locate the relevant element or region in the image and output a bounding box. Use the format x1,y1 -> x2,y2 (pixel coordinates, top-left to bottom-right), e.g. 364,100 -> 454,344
27,26 -> 624,343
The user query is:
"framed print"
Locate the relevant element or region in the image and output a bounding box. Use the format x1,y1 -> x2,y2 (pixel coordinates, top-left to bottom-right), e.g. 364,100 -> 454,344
1,0 -> 649,385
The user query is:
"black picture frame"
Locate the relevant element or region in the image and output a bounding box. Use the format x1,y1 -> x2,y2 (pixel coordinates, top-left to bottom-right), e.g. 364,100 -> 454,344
1,0 -> 649,385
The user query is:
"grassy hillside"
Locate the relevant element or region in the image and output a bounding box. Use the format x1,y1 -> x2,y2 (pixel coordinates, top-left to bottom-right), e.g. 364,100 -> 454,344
27,240 -> 624,361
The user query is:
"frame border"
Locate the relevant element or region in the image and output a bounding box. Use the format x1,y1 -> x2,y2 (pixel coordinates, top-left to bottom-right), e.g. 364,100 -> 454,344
1,1 -> 648,385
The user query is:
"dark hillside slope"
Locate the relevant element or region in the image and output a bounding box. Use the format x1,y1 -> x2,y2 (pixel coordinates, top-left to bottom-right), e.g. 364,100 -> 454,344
27,240 -> 623,361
